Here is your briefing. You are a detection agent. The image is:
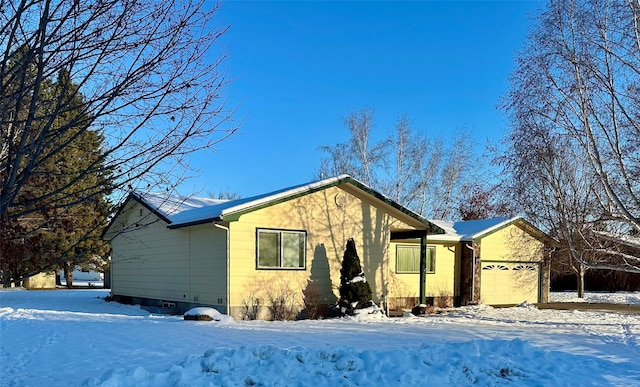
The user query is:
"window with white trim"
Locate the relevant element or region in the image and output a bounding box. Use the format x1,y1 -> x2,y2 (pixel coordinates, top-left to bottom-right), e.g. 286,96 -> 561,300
396,245 -> 435,274
257,229 -> 306,269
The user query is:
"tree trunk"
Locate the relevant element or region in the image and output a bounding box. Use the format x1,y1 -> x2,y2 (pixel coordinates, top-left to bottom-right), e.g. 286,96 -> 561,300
577,264 -> 586,298
63,262 -> 73,289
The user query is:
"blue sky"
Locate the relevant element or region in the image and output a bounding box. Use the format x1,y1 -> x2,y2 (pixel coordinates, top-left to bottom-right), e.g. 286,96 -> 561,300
181,1 -> 542,197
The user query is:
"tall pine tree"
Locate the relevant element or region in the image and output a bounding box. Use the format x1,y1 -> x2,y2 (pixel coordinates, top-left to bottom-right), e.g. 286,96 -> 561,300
339,238 -> 373,315
1,69 -> 111,286
39,70 -> 111,287
0,47 -> 45,285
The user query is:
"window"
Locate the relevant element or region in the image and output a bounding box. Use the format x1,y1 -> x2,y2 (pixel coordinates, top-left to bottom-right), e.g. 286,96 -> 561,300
257,229 -> 306,269
483,264 -> 509,271
396,245 -> 435,274
514,265 -> 537,271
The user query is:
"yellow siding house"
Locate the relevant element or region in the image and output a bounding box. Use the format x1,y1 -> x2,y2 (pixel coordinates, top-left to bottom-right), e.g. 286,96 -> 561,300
104,175 -> 552,319
22,271 -> 56,289
105,175 -> 445,319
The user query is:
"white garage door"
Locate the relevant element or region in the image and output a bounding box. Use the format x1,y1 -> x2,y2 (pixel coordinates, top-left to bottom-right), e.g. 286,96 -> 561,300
480,262 -> 540,305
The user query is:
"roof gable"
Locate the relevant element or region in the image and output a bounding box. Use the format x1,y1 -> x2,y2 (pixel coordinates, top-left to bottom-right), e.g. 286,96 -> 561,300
455,216 -> 516,240
428,217 -> 549,242
125,175 -> 444,233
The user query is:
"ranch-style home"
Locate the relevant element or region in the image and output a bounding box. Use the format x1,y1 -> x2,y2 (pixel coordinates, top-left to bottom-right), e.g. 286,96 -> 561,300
104,175 -> 551,319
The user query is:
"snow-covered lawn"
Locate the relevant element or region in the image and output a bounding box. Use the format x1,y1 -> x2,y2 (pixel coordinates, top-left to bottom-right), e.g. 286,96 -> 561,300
550,290 -> 640,305
1,290 -> 640,386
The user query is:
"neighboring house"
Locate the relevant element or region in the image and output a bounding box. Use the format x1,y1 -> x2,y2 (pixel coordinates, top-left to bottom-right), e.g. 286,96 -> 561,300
104,175 -> 552,319
22,271 -> 56,289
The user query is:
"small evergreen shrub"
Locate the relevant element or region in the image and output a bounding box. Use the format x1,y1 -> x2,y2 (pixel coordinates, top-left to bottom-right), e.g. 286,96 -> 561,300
339,238 -> 373,315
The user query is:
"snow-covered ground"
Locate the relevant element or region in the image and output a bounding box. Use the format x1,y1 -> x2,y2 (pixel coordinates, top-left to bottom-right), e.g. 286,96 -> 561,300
550,290 -> 640,305
1,290 -> 640,386
59,280 -> 105,288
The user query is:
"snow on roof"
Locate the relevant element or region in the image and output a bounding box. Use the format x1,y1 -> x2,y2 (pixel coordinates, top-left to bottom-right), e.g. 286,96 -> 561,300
132,177 -> 519,238
136,190 -> 234,226
134,175 -> 379,228
139,191 -> 228,220
428,216 -> 520,242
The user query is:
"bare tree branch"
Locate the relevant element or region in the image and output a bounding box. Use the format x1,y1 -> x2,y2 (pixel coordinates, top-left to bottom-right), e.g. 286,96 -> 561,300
319,109 -> 477,219
499,0 -> 640,282
1,0 -> 237,285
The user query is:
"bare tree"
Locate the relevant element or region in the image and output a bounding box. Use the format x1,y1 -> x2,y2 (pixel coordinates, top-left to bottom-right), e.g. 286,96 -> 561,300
496,115 -> 605,295
501,0 -> 640,275
378,113 -> 437,216
457,182 -> 510,221
319,109 -> 477,219
427,129 -> 476,220
0,0 -> 236,285
318,108 -> 387,188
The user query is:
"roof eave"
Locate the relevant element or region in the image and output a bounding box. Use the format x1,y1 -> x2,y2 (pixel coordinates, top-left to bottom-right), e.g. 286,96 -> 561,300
468,216 -> 557,245
219,175 -> 445,234
131,191 -> 174,225
342,177 -> 445,234
466,216 -> 521,242
167,216 -> 223,229
102,192 -> 173,239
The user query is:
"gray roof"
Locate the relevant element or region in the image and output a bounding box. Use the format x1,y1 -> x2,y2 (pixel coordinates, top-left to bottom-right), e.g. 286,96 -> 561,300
129,176 -> 535,241
131,175 -> 441,231
428,216 -> 540,242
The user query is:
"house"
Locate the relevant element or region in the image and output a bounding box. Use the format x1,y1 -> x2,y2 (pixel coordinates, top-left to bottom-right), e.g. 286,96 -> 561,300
22,271 -> 56,289
104,175 -> 551,319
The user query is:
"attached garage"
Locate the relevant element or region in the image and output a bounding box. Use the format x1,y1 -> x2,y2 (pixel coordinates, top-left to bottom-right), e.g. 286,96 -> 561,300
430,217 -> 553,306
480,262 -> 541,305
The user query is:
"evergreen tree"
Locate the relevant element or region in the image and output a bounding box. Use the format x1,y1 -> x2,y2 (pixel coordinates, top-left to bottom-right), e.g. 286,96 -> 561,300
339,238 -> 373,315
0,69 -> 111,286
39,71 -> 111,287
0,47 -> 43,285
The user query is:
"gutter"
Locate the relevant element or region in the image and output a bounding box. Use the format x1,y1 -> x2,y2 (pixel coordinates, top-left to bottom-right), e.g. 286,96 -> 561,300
214,223 -> 231,316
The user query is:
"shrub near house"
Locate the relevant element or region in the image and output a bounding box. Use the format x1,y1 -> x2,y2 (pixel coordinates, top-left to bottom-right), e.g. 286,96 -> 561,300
339,238 -> 373,316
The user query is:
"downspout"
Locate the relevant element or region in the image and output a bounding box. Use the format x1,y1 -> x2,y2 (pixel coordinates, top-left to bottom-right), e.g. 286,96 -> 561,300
214,223 -> 231,316
188,229 -> 191,303
465,243 -> 476,304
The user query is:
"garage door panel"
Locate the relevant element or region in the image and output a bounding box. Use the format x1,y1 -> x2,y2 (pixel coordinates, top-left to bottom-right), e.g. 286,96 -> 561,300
481,262 -> 540,305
